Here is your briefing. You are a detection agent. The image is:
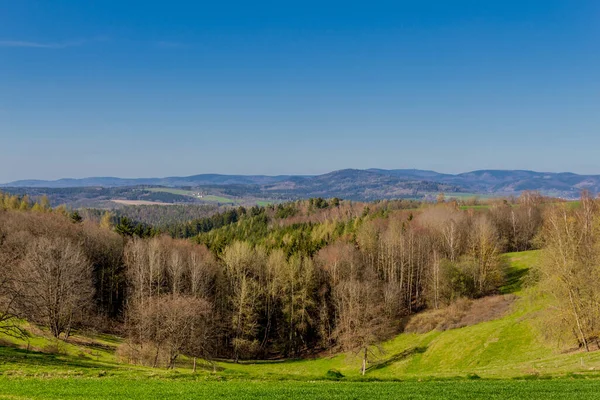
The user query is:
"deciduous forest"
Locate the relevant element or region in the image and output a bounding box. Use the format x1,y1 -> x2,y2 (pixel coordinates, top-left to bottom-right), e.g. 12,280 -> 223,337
1,191 -> 599,374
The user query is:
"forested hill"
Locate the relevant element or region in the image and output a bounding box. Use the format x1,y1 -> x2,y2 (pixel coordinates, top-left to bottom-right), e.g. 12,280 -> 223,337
3,169 -> 600,199
2,190 -> 600,374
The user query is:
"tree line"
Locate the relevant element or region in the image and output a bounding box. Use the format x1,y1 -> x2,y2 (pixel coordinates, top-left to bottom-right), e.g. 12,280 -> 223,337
0,190 -> 570,371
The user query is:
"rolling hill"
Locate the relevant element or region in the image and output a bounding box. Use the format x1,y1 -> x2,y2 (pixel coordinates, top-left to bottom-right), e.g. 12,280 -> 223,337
3,169 -> 600,200
2,251 -> 600,400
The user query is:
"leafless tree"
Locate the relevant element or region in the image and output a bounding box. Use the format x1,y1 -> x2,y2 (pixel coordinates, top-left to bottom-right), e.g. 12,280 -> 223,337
536,193 -> 600,351
0,216 -> 23,337
333,274 -> 390,375
131,294 -> 212,368
16,236 -> 93,338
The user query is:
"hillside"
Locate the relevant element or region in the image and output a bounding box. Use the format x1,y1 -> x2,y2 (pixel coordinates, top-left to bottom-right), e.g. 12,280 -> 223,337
2,251 -> 600,399
208,252 -> 600,380
3,169 -> 600,201
1,251 -> 599,380
2,194 -> 600,399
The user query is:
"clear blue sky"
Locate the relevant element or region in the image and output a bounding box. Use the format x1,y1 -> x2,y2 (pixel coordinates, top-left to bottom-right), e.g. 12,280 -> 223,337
1,1 -> 599,182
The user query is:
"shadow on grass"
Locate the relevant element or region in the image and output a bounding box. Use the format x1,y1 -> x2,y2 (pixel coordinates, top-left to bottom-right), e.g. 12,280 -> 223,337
366,346 -> 428,372
0,346 -> 118,371
500,267 -> 530,294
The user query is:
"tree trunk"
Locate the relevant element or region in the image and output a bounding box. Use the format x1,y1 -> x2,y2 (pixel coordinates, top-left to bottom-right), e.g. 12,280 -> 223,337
193,357 -> 197,373
153,345 -> 161,368
361,347 -> 367,376
569,288 -> 589,352
168,354 -> 177,370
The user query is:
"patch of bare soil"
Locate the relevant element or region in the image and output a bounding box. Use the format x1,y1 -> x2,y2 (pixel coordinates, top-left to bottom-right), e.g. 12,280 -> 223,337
404,294 -> 517,334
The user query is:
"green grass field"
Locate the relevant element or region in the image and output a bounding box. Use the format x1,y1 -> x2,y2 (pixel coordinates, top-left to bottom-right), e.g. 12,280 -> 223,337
2,250 -> 600,398
146,188 -> 198,196
146,188 -> 252,205
2,378 -> 600,399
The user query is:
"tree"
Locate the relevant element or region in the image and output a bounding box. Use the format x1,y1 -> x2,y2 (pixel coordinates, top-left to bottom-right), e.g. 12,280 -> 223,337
333,275 -> 390,375
39,195 -> 51,210
536,194 -> 600,351
115,217 -> 136,237
16,237 -> 94,338
100,211 -> 114,230
70,210 -> 83,223
417,205 -> 466,262
0,219 -> 23,337
221,242 -> 264,361
275,254 -> 317,356
132,294 -> 212,369
82,221 -> 125,317
465,215 -> 502,296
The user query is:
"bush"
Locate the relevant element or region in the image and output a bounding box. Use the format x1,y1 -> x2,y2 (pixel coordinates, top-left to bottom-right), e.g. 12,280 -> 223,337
404,298 -> 472,334
325,369 -> 345,380
116,341 -> 169,367
42,340 -> 67,355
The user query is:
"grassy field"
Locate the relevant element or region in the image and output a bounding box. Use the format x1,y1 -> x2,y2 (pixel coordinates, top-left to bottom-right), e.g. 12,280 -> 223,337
2,250 -> 600,398
146,188 -> 198,196
146,188 -> 247,205
2,378 -> 600,399
255,200 -> 273,207
444,193 -> 495,200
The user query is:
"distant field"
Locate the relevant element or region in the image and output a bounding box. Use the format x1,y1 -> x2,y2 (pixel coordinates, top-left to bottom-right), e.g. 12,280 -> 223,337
146,188 -> 243,204
201,195 -> 242,204
111,200 -> 170,206
444,193 -> 495,200
146,188 -> 197,196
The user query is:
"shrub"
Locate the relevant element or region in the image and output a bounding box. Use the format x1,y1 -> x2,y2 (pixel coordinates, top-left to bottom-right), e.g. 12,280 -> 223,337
325,369 -> 345,380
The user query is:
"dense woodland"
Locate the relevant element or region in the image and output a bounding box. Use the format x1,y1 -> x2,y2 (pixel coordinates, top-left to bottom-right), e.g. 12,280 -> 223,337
1,190 -> 598,372
81,204 -> 222,227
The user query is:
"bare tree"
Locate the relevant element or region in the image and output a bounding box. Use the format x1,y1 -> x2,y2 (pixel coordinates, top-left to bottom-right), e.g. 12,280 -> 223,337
536,194 -> 600,351
333,276 -> 390,375
16,237 -> 93,338
132,294 -> 212,368
466,215 -> 502,295
0,218 -> 23,337
417,205 -> 466,262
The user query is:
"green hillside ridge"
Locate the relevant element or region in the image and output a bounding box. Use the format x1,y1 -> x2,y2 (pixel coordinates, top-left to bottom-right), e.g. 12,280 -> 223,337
223,251 -> 600,380
1,250 -> 599,382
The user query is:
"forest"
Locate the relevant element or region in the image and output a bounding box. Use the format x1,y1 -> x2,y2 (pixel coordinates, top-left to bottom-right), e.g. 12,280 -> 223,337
1,190 -> 599,373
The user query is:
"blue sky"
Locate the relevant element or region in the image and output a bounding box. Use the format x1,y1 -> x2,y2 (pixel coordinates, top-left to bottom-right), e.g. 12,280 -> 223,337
0,1 -> 599,182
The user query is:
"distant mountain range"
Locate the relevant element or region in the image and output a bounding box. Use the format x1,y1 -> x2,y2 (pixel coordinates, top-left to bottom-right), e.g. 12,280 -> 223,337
2,169 -> 599,200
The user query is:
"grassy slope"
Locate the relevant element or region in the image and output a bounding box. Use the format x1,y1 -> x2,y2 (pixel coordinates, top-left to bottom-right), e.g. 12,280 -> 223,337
3,250 -> 600,398
0,252 -> 600,390
224,251 -> 600,380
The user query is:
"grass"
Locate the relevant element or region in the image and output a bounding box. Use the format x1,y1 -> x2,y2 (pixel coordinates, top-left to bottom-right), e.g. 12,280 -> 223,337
221,251 -> 599,381
499,250 -> 539,294
3,250 -> 600,398
145,188 -> 197,196
200,195 -> 242,204
146,188 -> 249,205
2,378 -> 600,399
